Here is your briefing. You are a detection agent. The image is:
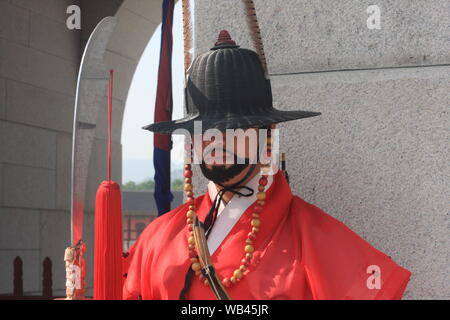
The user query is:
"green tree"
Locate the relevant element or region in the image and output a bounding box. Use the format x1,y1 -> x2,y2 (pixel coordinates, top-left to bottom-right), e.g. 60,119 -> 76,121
139,178 -> 155,191
171,179 -> 184,191
122,181 -> 137,190
122,179 -> 155,191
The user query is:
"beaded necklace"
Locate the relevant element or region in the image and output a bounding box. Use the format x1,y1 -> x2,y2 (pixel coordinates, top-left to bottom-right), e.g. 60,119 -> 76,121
183,129 -> 272,289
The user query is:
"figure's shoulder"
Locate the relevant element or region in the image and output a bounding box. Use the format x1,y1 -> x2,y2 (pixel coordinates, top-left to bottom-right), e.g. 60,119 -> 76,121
288,195 -> 411,299
290,195 -> 347,233
290,194 -> 382,253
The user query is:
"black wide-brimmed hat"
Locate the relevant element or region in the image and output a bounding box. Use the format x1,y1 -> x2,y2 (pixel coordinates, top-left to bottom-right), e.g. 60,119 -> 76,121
143,30 -> 321,134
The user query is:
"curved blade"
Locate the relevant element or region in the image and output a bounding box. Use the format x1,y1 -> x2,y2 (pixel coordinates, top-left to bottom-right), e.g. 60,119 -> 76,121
71,17 -> 118,245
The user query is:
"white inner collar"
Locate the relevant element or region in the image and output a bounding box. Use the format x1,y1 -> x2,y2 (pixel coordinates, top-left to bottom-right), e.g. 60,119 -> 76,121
206,171 -> 274,254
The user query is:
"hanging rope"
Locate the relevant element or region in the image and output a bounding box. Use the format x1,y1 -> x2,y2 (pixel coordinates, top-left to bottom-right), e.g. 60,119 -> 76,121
182,0 -> 193,74
241,0 -> 268,78
107,69 -> 113,182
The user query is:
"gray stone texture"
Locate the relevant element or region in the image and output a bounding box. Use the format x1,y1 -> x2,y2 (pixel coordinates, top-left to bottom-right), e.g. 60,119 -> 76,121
104,50 -> 137,101
29,12 -> 81,62
272,66 -> 449,299
95,97 -> 124,143
0,1 -> 29,46
0,163 -> 3,206
195,0 -> 450,74
6,80 -> 74,133
3,163 -> 55,209
0,120 -> 56,169
85,138 -> 122,213
56,133 -> 72,211
11,0 -> 80,24
0,39 -> 77,96
0,77 -> 5,119
39,210 -> 71,293
194,1 -> 450,299
0,0 -> 146,296
0,208 -> 40,250
108,6 -> 157,60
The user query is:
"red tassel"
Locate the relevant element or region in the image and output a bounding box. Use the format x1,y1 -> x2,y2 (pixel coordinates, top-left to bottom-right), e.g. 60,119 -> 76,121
94,181 -> 123,300
94,70 -> 123,300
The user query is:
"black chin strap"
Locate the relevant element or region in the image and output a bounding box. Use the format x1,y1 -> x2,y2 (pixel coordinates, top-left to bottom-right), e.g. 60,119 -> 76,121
179,163 -> 257,300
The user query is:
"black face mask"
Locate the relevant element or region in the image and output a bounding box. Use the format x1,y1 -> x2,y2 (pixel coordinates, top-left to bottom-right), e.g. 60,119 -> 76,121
199,161 -> 249,185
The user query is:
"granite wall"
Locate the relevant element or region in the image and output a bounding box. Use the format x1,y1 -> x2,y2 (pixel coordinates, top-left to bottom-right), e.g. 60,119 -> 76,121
193,0 -> 449,299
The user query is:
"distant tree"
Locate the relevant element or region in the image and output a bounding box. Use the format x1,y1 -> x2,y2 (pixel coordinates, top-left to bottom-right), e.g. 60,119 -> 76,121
123,177 -> 185,191
122,181 -> 137,190
140,179 -> 155,191
122,179 -> 154,191
172,179 -> 184,191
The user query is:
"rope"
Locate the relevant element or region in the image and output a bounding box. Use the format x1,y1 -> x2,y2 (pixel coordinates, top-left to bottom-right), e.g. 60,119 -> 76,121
182,0 -> 193,74
107,69 -> 113,182
241,0 -> 268,78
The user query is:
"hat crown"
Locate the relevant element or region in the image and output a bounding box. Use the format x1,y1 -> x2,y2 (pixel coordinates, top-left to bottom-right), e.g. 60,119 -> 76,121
142,31 -> 321,134
185,31 -> 273,123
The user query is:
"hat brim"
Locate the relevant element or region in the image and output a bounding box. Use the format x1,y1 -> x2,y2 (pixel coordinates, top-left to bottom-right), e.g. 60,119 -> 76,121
142,109 -> 321,135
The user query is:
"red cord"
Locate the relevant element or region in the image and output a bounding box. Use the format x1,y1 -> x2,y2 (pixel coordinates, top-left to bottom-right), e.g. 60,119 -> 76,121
108,70 -> 113,182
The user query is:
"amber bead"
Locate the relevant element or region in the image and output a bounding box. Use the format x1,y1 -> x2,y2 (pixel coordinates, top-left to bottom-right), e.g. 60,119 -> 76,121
191,262 -> 201,272
222,278 -> 231,287
251,219 -> 261,227
186,210 -> 195,219
254,205 -> 263,213
184,183 -> 193,191
256,192 -> 266,201
245,245 -> 254,253
233,269 -> 243,279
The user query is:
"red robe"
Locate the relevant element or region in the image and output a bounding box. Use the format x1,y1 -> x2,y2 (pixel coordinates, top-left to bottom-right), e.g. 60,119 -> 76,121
123,171 -> 411,300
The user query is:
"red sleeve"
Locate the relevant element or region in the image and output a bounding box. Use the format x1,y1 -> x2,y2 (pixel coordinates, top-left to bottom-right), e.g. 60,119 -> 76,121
122,221 -> 157,300
297,198 -> 412,300
122,237 -> 143,300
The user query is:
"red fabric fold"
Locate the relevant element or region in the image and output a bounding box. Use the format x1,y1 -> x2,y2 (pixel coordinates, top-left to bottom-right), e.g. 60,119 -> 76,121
123,171 -> 411,300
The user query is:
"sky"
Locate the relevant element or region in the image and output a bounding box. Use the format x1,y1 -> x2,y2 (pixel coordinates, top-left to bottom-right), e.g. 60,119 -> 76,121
121,1 -> 190,183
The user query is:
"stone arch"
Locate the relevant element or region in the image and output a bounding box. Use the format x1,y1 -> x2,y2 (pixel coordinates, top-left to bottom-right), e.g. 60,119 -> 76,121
86,0 -> 171,213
